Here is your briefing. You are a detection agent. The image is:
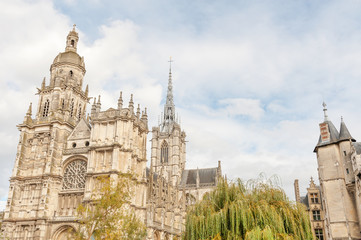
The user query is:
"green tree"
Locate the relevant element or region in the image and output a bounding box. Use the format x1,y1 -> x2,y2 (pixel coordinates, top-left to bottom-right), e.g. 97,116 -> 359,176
183,175 -> 312,240
74,174 -> 147,240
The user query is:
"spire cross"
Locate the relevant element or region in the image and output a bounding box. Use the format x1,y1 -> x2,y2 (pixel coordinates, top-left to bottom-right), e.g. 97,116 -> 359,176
72,24 -> 76,31
322,101 -> 329,121
168,57 -> 173,71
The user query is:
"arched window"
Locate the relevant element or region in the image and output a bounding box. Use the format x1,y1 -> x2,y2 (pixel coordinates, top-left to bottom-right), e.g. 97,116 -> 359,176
61,99 -> 65,109
42,99 -> 50,117
71,39 -> 75,47
63,160 -> 87,190
69,70 -> 73,77
78,104 -> 82,119
70,99 -> 74,117
161,141 -> 168,163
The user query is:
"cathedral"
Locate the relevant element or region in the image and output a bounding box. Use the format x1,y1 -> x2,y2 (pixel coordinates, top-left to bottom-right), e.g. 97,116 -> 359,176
314,103 -> 361,239
1,26 -> 221,239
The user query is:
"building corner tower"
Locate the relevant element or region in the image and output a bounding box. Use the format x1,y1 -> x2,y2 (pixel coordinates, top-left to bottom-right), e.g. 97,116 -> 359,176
314,102 -> 361,240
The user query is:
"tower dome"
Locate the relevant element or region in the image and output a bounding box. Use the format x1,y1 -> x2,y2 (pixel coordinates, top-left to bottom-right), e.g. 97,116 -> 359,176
50,24 -> 85,74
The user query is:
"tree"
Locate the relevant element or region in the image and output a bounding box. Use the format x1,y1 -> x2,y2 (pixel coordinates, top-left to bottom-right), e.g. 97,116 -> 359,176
74,174 -> 147,240
183,175 -> 313,240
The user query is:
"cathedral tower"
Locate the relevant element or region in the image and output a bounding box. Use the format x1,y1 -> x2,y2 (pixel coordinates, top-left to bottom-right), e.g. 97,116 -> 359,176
2,25 -> 89,239
150,60 -> 186,186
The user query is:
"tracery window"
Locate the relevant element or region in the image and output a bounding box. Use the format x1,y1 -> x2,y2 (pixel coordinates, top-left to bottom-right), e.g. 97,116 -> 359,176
62,160 -> 87,190
42,99 -> 50,117
70,98 -> 74,117
161,141 -> 168,163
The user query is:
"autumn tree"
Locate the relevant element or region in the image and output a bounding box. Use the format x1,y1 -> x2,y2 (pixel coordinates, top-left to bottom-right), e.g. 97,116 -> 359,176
74,174 -> 147,240
183,175 -> 312,240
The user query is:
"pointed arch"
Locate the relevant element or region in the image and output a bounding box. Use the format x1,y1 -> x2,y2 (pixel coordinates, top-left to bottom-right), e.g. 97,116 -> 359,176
161,141 -> 168,163
42,99 -> 50,117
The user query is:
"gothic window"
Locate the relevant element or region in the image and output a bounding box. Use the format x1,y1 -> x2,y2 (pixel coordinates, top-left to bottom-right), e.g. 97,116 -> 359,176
62,160 -> 87,190
312,210 -> 321,220
310,193 -> 319,203
78,104 -> 82,119
70,99 -> 74,117
42,99 -> 50,117
161,141 -> 168,163
315,229 -> 323,240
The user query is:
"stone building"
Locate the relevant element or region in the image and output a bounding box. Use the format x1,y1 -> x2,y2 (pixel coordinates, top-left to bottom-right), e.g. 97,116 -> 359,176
1,26 -> 221,240
314,102 -> 361,239
294,178 -> 326,240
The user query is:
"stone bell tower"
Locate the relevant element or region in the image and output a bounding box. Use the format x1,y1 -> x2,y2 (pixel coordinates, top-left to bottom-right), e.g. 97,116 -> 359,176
2,25 -> 89,239
150,59 -> 186,186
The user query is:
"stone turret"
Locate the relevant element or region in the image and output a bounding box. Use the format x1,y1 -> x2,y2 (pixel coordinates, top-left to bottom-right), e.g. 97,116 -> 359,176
314,102 -> 361,239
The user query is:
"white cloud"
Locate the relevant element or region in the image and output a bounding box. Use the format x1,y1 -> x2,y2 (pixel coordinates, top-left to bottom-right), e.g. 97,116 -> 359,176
2,0 -> 361,202
219,98 -> 264,119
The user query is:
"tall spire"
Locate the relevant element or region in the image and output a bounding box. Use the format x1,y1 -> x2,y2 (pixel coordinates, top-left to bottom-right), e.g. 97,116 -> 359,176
161,57 -> 176,132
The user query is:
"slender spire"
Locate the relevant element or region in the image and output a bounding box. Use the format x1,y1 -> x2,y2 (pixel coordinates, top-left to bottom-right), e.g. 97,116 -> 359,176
322,102 -> 329,121
129,94 -> 134,113
118,91 -> 123,109
41,77 -> 46,89
161,57 -> 176,132
26,103 -> 32,117
339,116 -> 354,141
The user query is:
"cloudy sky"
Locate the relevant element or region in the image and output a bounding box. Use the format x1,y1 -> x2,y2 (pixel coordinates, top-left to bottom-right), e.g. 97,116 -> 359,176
1,0 -> 361,208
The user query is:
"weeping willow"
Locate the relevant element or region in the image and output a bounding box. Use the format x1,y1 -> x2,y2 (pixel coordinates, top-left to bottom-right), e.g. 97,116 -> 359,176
183,175 -> 312,240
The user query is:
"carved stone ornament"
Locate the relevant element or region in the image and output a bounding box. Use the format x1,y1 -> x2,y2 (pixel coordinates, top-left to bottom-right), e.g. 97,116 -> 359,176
63,160 -> 87,190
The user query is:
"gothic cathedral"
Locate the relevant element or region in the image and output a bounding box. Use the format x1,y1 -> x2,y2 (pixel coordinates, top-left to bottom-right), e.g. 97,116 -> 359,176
1,27 -> 221,239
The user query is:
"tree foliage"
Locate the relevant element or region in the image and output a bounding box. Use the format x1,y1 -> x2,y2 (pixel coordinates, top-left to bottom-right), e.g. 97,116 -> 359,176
183,175 -> 312,240
74,174 -> 147,240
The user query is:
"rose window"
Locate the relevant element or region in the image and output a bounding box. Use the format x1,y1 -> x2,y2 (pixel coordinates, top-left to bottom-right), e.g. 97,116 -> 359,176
63,160 -> 87,190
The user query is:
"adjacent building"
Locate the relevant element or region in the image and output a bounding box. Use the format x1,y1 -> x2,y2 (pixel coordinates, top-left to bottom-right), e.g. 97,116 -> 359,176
294,178 -> 326,240
1,26 -> 221,240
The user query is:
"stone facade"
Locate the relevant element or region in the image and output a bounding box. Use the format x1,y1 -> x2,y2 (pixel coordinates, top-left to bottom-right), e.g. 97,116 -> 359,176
1,27 -> 221,240
314,103 -> 361,240
294,178 -> 326,240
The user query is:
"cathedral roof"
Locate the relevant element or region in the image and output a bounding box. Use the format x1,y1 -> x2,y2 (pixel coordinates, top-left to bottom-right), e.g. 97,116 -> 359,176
179,167 -> 218,187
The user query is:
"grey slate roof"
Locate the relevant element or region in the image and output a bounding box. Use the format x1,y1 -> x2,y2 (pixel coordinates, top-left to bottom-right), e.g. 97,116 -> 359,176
316,120 -> 340,147
179,167 -> 218,188
352,142 -> 361,154
339,120 -> 355,141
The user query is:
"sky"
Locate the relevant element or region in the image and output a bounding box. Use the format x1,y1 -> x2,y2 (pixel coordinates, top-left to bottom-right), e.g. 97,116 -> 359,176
1,0 -> 361,209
